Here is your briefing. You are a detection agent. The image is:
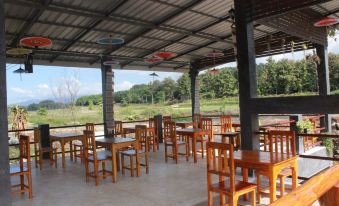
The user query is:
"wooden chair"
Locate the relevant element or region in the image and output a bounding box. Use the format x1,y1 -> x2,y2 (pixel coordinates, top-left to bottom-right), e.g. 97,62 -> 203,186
256,130 -> 296,203
193,114 -> 202,129
197,118 -> 213,158
121,127 -> 149,176
83,130 -> 112,186
73,123 -> 95,163
149,118 -> 159,151
33,127 -> 58,169
114,121 -> 123,137
206,142 -> 256,206
220,115 -> 233,133
163,116 -> 172,123
164,121 -> 189,163
10,135 -> 33,199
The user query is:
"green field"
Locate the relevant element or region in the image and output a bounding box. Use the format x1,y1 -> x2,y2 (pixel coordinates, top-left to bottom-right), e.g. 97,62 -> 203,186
9,97 -> 239,128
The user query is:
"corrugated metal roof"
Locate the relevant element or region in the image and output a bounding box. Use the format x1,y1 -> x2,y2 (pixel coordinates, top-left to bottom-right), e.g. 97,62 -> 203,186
4,0 -> 338,72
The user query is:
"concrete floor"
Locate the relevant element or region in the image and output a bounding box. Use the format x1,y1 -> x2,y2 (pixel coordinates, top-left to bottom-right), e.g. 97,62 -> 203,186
11,145 -> 270,206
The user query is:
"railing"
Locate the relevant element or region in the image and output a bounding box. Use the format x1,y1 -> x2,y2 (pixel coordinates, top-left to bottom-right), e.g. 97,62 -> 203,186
270,165 -> 339,206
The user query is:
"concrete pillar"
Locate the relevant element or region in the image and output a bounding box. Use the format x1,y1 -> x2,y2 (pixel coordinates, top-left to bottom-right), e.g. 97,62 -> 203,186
101,60 -> 114,137
0,0 -> 11,204
290,115 -> 304,154
315,44 -> 331,133
234,0 -> 260,151
189,66 -> 200,116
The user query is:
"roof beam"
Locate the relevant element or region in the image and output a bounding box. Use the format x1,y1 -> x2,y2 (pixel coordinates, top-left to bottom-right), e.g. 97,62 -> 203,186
9,0 -> 52,47
90,0 -> 207,64
5,0 -> 229,44
49,0 -> 127,62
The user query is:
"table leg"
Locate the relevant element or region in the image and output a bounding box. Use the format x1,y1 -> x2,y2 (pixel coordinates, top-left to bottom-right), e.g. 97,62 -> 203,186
111,145 -> 117,183
292,160 -> 298,189
69,140 -> 73,161
192,134 -> 197,163
242,168 -> 249,201
269,167 -> 278,203
135,142 -> 140,177
61,140 -> 66,168
50,140 -> 53,166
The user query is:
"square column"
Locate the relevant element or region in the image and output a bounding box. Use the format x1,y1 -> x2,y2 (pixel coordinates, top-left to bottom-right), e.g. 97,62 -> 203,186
234,0 -> 260,150
0,0 -> 11,204
189,66 -> 200,116
315,44 -> 331,132
101,61 -> 114,136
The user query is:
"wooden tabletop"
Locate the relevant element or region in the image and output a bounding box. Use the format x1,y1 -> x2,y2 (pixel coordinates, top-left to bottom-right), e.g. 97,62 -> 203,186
234,150 -> 297,166
50,133 -> 82,139
214,131 -> 240,136
176,128 -> 204,133
96,137 -> 136,144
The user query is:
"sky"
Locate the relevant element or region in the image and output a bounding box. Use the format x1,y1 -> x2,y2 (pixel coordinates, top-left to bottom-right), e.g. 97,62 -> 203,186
6,34 -> 339,105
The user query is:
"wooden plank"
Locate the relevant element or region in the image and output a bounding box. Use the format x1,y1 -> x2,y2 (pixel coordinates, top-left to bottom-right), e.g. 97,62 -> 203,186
0,0 -> 11,204
235,0 -> 260,151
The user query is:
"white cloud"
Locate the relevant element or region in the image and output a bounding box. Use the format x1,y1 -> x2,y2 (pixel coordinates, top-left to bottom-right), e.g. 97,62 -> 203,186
38,84 -> 49,89
11,87 -> 33,94
115,81 -> 134,91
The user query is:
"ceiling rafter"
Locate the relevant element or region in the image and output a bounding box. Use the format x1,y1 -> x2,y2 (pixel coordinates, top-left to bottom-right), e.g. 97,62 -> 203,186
49,0 -> 127,62
10,0 -> 52,47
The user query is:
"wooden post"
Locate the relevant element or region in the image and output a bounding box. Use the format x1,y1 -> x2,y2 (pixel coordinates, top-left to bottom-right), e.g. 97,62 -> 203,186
0,0 -> 11,204
101,59 -> 114,136
290,115 -> 304,154
189,65 -> 200,116
316,44 -> 331,133
234,0 -> 260,151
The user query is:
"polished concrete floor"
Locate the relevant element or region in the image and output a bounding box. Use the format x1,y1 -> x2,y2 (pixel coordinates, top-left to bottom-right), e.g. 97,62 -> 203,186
11,145 -> 271,206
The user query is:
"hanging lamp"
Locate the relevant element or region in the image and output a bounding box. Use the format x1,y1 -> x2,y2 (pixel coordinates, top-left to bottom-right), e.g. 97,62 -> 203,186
314,17 -> 339,27
154,51 -> 176,59
20,37 -> 53,48
97,35 -> 124,45
144,56 -> 162,63
205,50 -> 224,75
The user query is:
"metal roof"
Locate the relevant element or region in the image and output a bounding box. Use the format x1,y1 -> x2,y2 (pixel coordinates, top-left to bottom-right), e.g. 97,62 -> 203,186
4,0 -> 339,72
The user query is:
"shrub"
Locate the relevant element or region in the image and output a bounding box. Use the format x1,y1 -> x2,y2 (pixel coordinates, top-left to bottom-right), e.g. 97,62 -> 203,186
37,107 -> 48,116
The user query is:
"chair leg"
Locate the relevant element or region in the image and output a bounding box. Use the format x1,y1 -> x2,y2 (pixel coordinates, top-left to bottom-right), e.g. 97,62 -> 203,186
164,144 -> 168,163
121,154 -> 125,175
175,145 -> 178,164
251,190 -> 256,206
102,161 -> 106,179
201,140 -> 204,158
34,147 -> 38,168
27,173 -> 33,199
220,194 -> 226,205
186,143 -> 189,161
145,154 -> 149,174
230,195 -> 238,206
257,173 -> 261,203
39,152 -> 43,170
73,145 -> 77,163
94,162 -> 99,186
20,174 -> 25,193
54,149 -> 58,168
85,160 -> 89,183
130,156 -> 134,177
280,176 -> 285,197
208,191 -> 213,206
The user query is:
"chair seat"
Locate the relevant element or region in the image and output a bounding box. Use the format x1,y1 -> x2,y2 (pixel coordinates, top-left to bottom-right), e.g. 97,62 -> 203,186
121,149 -> 145,156
10,165 -> 28,175
210,180 -> 257,193
88,151 -> 111,161
166,140 -> 186,145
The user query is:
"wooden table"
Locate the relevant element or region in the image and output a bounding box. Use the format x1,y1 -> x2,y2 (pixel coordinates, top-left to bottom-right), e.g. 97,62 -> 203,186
49,133 -> 84,168
234,150 -> 298,203
176,128 -> 209,163
96,137 -> 138,183
176,121 -> 193,128
214,131 -> 240,149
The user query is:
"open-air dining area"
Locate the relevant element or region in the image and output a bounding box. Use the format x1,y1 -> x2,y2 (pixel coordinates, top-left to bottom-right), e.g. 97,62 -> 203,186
1,0 -> 339,206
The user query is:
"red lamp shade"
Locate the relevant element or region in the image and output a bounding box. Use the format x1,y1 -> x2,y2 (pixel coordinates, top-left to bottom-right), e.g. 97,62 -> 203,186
154,51 -> 176,59
205,51 -> 224,58
314,17 -> 339,27
102,60 -> 119,66
20,37 -> 53,48
144,56 -> 162,63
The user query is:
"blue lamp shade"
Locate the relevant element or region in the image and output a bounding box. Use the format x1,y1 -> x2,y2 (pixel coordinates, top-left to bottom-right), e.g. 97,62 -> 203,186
96,37 -> 124,45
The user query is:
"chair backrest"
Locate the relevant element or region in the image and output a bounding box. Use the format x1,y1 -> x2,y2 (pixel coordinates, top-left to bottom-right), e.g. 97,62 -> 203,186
220,115 -> 232,133
86,123 -> 95,132
83,130 -> 97,160
163,116 -> 172,123
19,135 -> 31,171
164,121 -> 176,144
259,127 -> 270,152
149,118 -> 155,128
114,121 -> 123,136
268,130 -> 296,157
201,118 -> 213,138
206,142 -> 235,193
193,114 -> 202,129
33,127 -> 41,146
135,125 -> 147,129
135,127 -> 148,152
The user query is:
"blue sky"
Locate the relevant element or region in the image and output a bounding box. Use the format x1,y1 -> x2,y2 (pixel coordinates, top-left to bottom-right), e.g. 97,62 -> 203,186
6,35 -> 339,105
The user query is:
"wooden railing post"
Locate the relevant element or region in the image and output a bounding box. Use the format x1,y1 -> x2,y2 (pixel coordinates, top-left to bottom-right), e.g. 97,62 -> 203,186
154,115 -> 163,143
290,114 -> 304,154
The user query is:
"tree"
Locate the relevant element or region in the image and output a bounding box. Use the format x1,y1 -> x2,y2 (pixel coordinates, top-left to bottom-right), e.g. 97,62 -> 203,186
176,73 -> 191,100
